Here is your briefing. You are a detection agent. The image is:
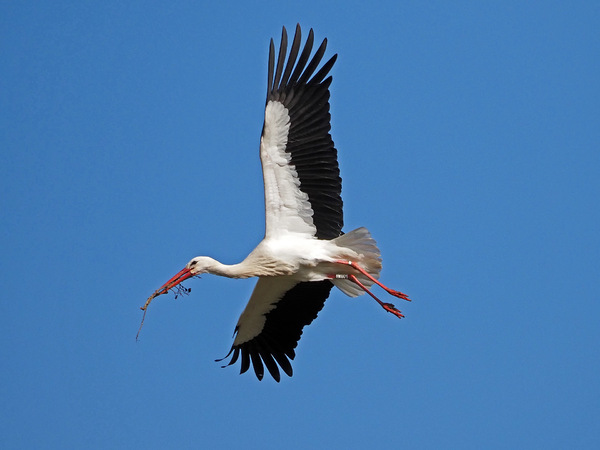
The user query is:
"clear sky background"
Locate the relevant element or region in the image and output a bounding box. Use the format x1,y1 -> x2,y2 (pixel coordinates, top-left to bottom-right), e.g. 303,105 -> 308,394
2,1 -> 599,449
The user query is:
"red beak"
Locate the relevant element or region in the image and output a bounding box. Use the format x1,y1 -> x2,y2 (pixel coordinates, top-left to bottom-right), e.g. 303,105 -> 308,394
138,266 -> 196,339
154,267 -> 194,296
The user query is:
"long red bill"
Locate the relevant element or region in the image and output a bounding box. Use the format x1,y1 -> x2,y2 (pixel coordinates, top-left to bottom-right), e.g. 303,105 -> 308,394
136,266 -> 195,341
154,267 -> 194,297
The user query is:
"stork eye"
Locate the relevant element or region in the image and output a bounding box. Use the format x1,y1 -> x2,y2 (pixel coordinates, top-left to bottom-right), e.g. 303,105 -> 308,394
189,260 -> 197,267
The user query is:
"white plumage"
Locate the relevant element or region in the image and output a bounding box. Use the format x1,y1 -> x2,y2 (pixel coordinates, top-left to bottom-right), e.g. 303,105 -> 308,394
140,24 -> 410,382
262,100 -> 315,238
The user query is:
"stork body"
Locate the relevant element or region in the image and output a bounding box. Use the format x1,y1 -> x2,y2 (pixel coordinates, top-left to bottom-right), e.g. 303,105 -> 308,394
141,25 -> 410,382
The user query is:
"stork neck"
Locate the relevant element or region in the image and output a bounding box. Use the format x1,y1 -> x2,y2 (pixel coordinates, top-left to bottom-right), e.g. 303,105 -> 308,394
202,252 -> 294,278
208,261 -> 255,279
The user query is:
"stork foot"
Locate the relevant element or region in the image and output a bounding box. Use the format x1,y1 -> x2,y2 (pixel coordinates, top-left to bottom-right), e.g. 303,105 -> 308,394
388,290 -> 411,302
347,274 -> 405,319
382,302 -> 405,319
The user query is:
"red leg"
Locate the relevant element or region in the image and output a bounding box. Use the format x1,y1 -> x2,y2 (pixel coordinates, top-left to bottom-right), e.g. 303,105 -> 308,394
335,260 -> 411,301
348,274 -> 404,319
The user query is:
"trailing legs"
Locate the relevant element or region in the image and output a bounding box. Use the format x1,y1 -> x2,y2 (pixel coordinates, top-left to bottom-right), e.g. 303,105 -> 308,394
330,260 -> 410,319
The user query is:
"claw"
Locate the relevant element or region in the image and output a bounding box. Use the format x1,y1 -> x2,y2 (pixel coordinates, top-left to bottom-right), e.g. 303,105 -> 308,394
382,303 -> 404,319
389,290 -> 411,301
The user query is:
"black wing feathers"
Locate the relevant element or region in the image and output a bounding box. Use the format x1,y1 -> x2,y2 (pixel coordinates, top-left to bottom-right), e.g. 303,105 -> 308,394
310,54 -> 338,86
279,28 -> 301,89
266,39 -> 275,100
272,29 -> 287,93
224,280 -> 333,381
288,27 -> 314,87
266,24 -> 343,240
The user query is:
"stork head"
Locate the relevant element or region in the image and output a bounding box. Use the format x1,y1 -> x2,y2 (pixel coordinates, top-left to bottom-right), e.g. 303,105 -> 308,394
138,256 -> 218,340
186,256 -> 219,275
150,256 -> 219,298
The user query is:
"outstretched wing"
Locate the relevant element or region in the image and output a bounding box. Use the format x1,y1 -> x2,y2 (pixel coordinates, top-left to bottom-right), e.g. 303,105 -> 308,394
220,25 -> 344,381
219,277 -> 333,381
259,24 -> 343,240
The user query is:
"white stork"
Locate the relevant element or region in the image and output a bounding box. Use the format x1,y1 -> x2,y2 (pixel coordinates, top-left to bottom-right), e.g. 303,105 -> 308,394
140,24 -> 410,381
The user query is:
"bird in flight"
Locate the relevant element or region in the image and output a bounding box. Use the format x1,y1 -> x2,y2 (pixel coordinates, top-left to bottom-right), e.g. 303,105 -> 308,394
139,24 -> 410,382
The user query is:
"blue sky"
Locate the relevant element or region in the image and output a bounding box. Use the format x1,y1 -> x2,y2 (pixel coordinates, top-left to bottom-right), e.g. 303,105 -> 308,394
2,1 -> 599,448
